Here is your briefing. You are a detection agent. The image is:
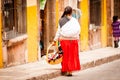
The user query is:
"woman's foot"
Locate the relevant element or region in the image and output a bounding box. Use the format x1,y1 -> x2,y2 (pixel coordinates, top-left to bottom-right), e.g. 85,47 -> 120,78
61,71 -> 72,76
66,72 -> 72,76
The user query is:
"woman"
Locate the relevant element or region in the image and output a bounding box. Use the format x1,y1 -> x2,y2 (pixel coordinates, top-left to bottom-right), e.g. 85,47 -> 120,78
112,16 -> 120,48
53,6 -> 81,76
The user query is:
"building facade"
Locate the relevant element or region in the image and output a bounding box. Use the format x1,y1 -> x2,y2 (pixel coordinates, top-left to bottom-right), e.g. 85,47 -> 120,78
0,0 -> 40,68
80,0 -> 120,51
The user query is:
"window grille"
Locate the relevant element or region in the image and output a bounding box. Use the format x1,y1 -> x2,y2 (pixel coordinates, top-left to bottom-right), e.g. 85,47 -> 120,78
90,0 -> 101,26
114,0 -> 120,19
2,0 -> 27,40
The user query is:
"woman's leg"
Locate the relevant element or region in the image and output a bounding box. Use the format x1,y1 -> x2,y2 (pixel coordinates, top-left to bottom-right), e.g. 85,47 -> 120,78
114,37 -> 119,48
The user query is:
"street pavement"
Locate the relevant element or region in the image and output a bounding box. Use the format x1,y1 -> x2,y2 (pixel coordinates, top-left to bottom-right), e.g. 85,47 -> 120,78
0,47 -> 120,80
50,59 -> 120,80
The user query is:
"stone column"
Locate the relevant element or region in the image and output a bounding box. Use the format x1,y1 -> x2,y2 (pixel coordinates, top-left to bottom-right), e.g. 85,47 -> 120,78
37,0 -> 41,60
106,0 -> 113,46
44,0 -> 56,52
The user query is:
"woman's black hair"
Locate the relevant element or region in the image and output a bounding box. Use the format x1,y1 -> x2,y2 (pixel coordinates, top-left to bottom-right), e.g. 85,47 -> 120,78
113,16 -> 118,23
61,6 -> 72,18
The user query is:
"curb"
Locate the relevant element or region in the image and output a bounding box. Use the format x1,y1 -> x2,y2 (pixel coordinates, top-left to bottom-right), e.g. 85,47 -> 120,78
81,53 -> 120,70
27,53 -> 120,80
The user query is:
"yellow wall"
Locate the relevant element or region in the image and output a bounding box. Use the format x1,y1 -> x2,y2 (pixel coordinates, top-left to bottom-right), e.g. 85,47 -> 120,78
101,0 -> 107,47
27,5 -> 38,62
80,0 -> 89,51
0,10 -> 3,68
55,0 -> 59,47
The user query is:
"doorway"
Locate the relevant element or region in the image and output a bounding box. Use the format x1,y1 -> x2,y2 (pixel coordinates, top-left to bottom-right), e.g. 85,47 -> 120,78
89,0 -> 102,50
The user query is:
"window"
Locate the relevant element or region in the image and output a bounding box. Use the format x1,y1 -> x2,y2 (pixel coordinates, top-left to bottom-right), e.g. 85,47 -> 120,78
114,0 -> 120,18
2,0 -> 26,40
90,0 -> 101,26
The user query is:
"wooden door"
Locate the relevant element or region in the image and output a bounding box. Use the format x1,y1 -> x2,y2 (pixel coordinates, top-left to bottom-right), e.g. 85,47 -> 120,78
89,0 -> 102,50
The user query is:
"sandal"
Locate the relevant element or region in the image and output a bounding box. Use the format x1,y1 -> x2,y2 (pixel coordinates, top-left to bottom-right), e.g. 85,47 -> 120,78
66,72 -> 72,76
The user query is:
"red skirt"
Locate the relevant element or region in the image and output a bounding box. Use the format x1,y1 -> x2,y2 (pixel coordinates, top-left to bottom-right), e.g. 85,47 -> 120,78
60,40 -> 81,72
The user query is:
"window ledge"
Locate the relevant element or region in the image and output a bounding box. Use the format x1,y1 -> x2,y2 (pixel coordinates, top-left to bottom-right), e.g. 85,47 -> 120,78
7,34 -> 28,47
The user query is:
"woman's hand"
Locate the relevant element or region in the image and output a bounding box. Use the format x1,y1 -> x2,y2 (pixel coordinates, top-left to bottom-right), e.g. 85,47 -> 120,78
52,41 -> 56,46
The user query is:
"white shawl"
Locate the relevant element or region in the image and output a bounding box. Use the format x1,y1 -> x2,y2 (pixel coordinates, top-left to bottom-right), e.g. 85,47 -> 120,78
54,17 -> 81,41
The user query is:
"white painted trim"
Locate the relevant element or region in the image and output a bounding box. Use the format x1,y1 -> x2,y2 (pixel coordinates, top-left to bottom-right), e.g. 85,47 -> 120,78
26,0 -> 37,7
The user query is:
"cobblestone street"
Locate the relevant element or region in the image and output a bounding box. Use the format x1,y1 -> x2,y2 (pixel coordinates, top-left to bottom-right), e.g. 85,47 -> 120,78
50,59 -> 120,80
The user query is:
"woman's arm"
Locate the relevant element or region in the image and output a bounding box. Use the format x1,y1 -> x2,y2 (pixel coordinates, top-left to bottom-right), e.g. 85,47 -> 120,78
54,24 -> 61,41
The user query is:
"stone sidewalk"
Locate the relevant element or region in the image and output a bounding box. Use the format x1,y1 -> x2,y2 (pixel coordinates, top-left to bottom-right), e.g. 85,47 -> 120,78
0,47 -> 120,80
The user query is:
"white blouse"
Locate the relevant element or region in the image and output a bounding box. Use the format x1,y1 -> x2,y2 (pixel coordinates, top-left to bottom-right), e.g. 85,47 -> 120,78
54,17 -> 81,41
